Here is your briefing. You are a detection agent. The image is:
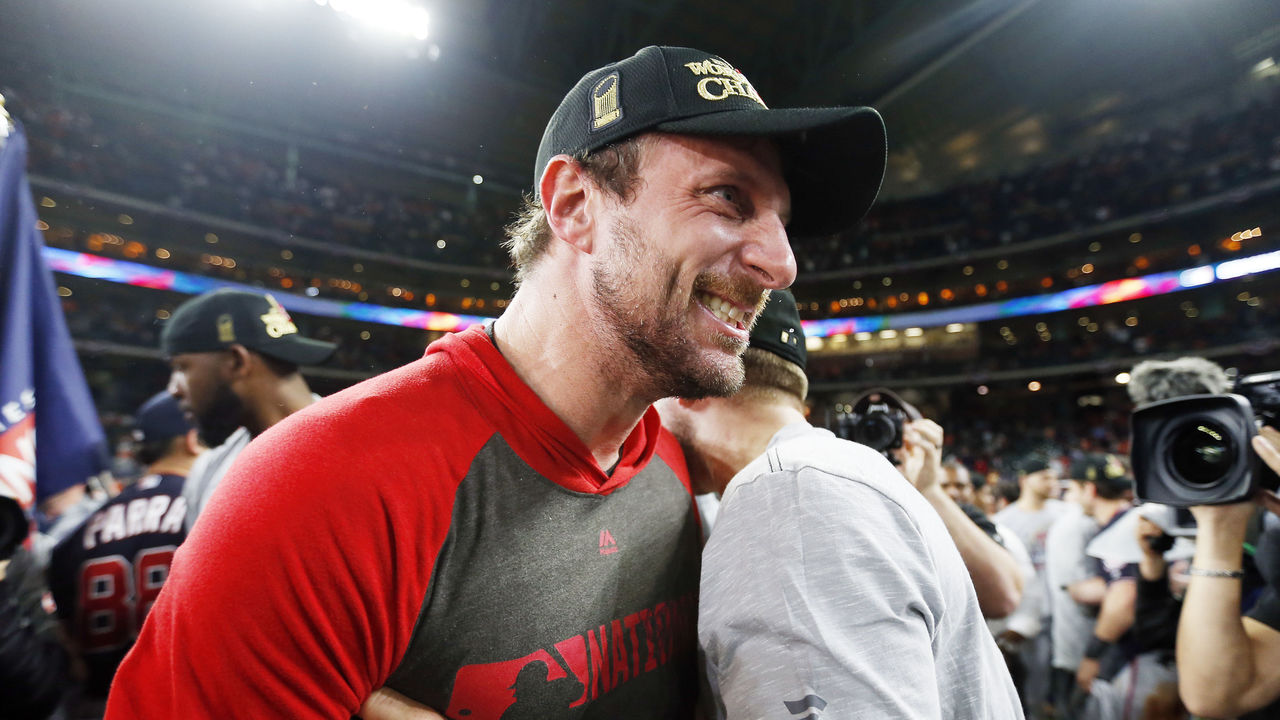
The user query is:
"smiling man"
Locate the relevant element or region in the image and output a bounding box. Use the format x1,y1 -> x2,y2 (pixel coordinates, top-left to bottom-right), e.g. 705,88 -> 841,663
107,46 -> 885,719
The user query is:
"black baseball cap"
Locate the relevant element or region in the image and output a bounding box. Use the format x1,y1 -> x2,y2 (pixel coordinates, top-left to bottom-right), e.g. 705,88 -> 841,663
535,46 -> 887,238
1077,453 -> 1133,495
749,289 -> 806,369
161,289 -> 337,366
1016,449 -> 1057,476
133,391 -> 193,445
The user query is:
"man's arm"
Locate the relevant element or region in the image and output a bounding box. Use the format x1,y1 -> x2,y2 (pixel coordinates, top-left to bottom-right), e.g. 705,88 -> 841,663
1132,517 -> 1179,653
1076,576 -> 1135,692
1068,576 -> 1107,606
1177,427 -> 1280,717
902,420 -> 1023,618
105,418 -> 460,719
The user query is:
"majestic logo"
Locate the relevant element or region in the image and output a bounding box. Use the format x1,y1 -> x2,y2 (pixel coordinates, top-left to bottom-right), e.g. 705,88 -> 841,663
259,295 -> 299,339
591,73 -> 622,131
784,693 -> 828,720
216,313 -> 236,343
682,58 -> 767,108
598,529 -> 618,555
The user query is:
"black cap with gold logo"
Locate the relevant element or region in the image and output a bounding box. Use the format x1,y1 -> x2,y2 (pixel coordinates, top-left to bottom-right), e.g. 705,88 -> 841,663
161,289 -> 338,366
534,45 -> 887,238
748,289 -> 807,370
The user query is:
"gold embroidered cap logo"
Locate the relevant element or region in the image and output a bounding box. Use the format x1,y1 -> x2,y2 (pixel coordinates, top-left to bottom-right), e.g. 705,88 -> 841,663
780,328 -> 798,347
217,314 -> 236,343
682,58 -> 767,108
260,295 -> 299,339
592,73 -> 622,130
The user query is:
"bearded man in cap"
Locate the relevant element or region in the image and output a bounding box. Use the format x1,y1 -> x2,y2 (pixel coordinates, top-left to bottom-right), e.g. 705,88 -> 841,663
157,288 -> 336,531
108,46 -> 886,719
658,291 -> 1021,719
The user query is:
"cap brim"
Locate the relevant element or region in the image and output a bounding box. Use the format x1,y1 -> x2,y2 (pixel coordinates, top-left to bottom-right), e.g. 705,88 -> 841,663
258,337 -> 338,366
656,106 -> 886,237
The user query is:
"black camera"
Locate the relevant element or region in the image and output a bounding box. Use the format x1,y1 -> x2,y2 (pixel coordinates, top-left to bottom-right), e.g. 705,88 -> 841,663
834,388 -> 922,459
1131,371 -> 1280,507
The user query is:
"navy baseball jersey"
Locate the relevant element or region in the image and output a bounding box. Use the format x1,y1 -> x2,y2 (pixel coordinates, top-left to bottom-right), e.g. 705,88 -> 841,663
48,472 -> 187,697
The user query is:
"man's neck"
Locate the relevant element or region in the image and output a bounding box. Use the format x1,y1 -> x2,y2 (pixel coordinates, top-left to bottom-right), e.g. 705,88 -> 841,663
494,283 -> 657,471
1016,493 -> 1048,512
705,400 -> 807,495
147,453 -> 198,478
1092,499 -> 1131,526
245,375 -> 315,437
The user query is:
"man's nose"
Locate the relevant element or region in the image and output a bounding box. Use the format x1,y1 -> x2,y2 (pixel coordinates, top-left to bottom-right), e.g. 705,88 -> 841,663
739,211 -> 797,290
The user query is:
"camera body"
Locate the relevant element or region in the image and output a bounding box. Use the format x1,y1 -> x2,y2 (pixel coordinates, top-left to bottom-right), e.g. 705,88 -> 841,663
835,388 -> 922,459
1131,371 -> 1280,507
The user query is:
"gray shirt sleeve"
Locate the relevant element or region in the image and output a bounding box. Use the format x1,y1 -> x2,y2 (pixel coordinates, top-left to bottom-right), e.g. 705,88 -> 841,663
699,465 -> 947,719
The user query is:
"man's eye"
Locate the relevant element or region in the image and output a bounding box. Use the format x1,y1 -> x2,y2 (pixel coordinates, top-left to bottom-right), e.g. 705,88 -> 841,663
708,186 -> 740,206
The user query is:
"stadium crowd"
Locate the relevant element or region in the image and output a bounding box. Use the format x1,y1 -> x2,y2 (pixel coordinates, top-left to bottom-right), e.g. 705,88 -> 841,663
4,79 -> 1279,282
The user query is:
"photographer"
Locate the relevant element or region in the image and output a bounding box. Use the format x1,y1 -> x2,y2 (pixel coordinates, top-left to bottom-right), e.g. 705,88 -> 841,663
1177,427 -> 1280,718
0,543 -> 71,719
1124,356 -> 1280,717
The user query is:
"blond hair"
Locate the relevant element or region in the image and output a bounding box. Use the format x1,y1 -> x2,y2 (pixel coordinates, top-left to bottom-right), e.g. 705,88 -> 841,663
741,347 -> 808,409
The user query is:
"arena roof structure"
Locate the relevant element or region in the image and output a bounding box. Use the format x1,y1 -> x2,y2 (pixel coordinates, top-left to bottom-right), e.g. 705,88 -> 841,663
3,0 -> 1279,199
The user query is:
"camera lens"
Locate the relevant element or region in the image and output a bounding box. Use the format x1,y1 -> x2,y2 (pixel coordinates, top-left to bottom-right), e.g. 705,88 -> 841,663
855,415 -> 898,451
1169,421 -> 1236,486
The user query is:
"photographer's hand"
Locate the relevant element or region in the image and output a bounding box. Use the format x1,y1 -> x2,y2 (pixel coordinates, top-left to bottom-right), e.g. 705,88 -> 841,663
900,420 -> 944,492
1177,424 -> 1280,717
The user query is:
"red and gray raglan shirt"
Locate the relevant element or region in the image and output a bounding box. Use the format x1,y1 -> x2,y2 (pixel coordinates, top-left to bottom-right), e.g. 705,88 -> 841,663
105,326 -> 702,719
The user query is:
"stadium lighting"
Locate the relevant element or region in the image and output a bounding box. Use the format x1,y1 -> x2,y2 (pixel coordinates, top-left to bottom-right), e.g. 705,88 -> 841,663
318,0 -> 430,41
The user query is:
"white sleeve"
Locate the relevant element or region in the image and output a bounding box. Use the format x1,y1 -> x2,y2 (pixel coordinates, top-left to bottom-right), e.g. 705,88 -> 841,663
992,525 -> 1042,639
699,466 -> 945,719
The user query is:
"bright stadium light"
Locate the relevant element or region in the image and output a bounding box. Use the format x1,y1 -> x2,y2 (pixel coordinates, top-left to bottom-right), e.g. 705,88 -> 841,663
321,0 -> 430,41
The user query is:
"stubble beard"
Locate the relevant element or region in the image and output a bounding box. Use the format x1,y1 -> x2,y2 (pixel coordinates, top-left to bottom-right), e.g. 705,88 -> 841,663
196,381 -> 248,447
591,217 -> 749,401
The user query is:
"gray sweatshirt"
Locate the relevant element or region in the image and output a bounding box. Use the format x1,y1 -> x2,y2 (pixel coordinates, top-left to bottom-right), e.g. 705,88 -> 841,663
699,423 -> 1023,719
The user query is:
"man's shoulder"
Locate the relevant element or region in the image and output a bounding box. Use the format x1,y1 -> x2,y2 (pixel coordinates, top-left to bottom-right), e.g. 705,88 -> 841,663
268,353 -> 483,450
726,425 -> 909,506
766,427 -> 899,483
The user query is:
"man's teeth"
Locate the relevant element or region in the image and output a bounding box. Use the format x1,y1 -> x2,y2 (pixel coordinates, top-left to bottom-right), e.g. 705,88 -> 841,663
699,293 -> 747,326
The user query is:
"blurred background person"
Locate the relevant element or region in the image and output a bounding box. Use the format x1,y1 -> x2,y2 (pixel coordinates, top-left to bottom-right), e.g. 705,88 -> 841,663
1073,454 -> 1136,717
46,391 -> 203,718
1043,458 -> 1103,718
997,450 -> 1067,717
0,544 -> 70,720
160,289 -> 336,531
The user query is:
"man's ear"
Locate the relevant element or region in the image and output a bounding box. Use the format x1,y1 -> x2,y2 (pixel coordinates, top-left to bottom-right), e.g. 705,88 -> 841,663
184,428 -> 205,455
540,155 -> 595,254
225,344 -> 254,380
